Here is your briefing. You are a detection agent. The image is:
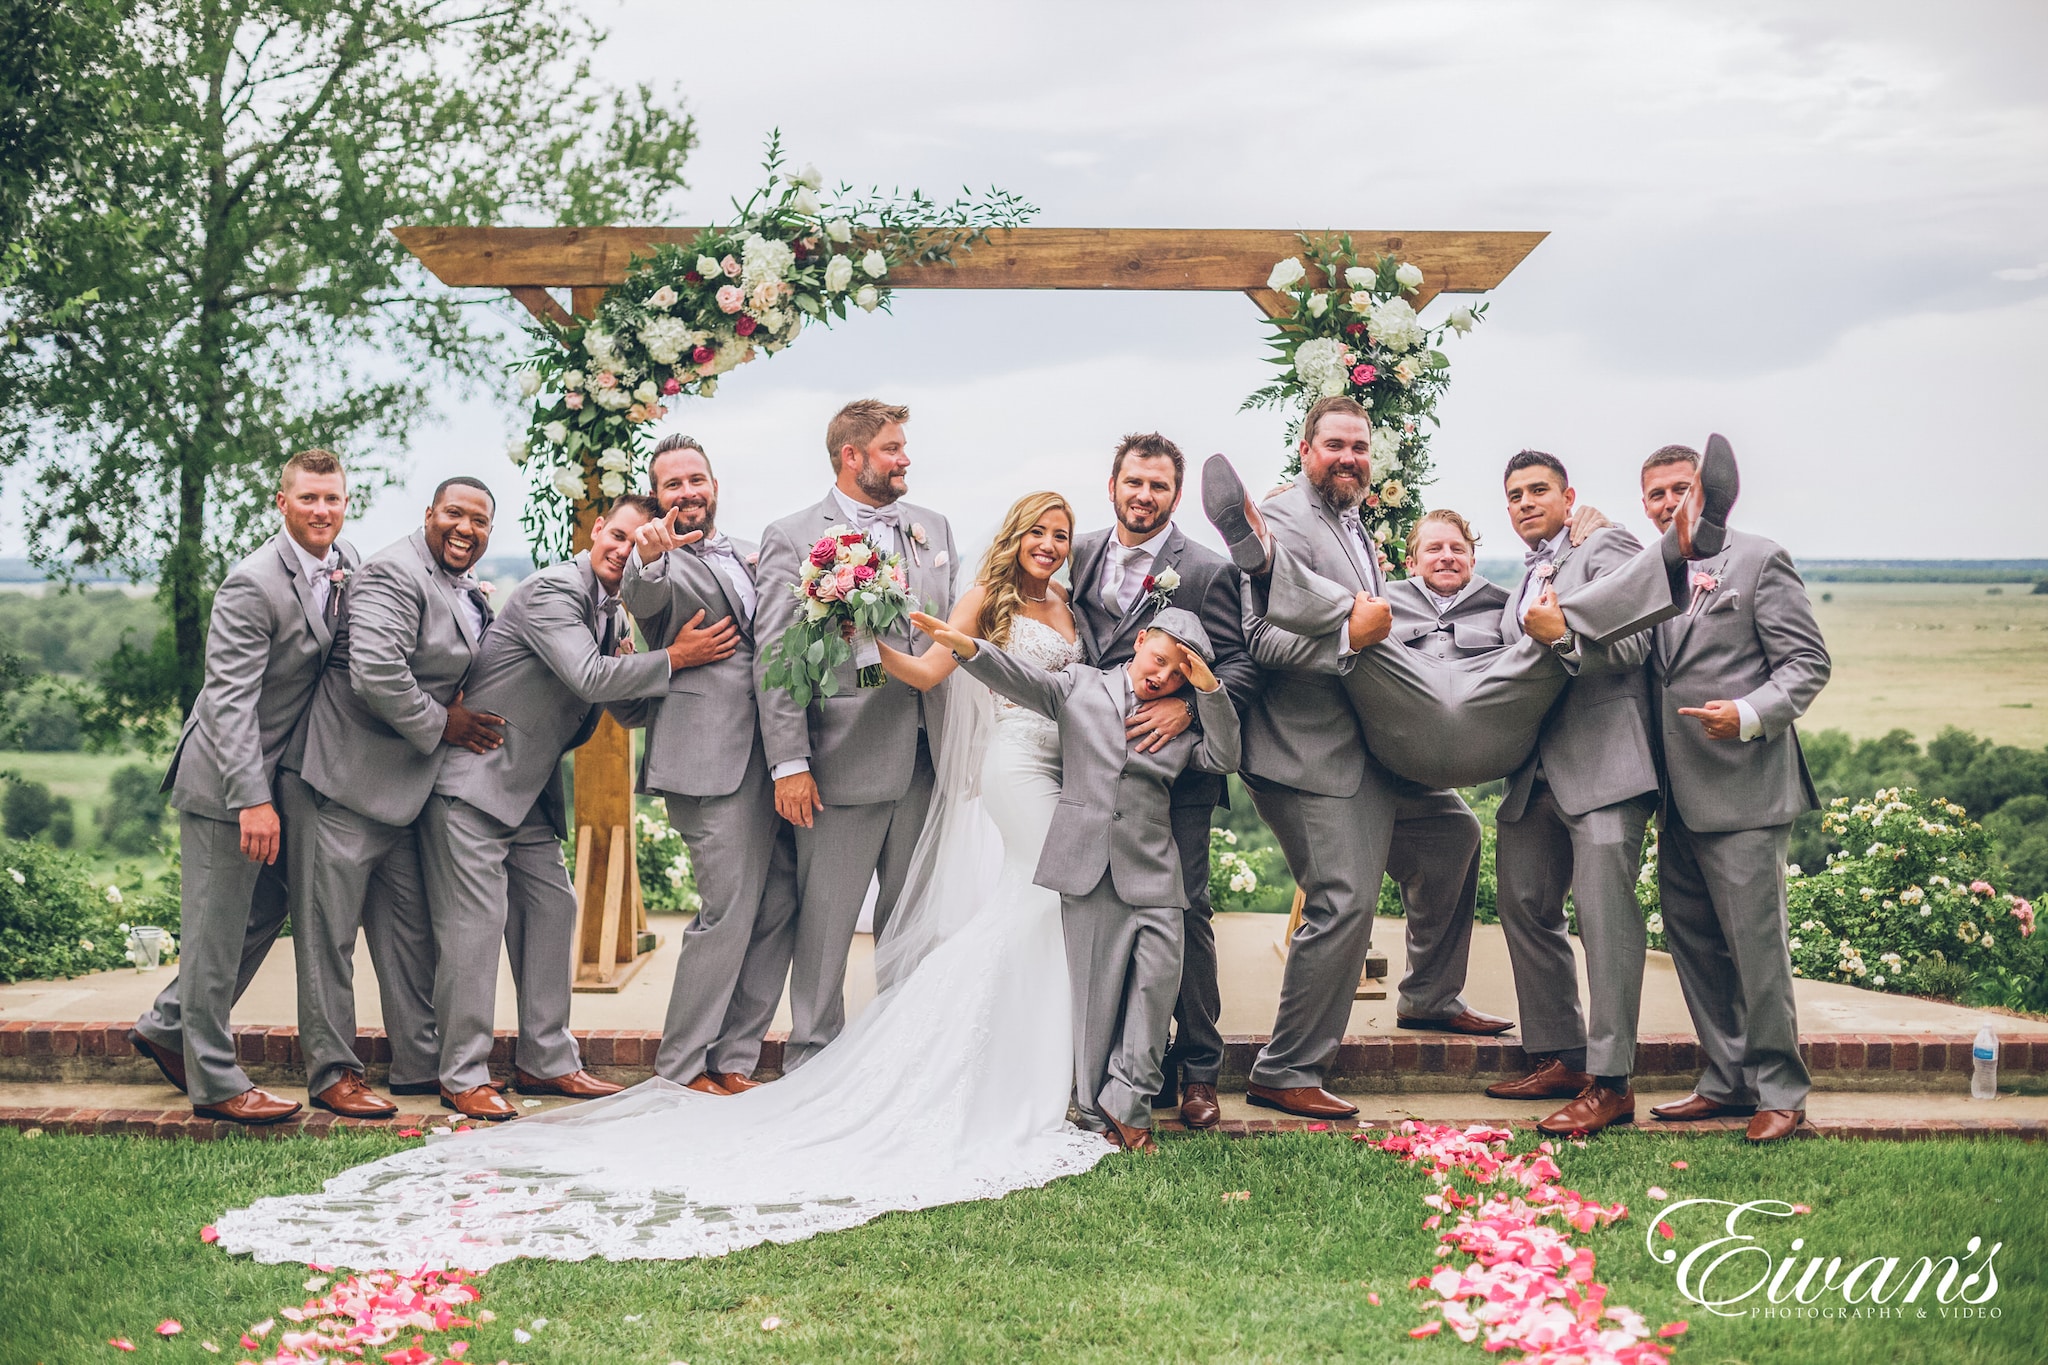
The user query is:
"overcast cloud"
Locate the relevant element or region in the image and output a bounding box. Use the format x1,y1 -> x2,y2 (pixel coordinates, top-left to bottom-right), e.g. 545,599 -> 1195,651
349,0 -> 2048,561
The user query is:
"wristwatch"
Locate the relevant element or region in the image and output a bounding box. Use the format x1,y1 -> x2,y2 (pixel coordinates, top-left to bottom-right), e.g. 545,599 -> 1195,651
1181,696 -> 1197,724
1548,629 -> 1577,655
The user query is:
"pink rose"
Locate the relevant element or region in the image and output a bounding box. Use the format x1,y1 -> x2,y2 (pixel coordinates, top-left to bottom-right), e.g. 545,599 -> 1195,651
2010,898 -> 2034,936
1351,364 -> 1376,385
809,573 -> 840,602
715,285 -> 745,314
833,564 -> 858,597
661,377 -> 681,395
692,344 -> 715,364
852,563 -> 876,584
564,392 -> 583,410
720,254 -> 741,278
1970,880 -> 1995,896
889,564 -> 909,593
809,537 -> 838,568
594,371 -> 617,389
735,315 -> 758,337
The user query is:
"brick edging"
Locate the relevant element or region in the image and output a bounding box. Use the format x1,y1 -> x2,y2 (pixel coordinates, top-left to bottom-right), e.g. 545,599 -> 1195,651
2,1105 -> 2041,1144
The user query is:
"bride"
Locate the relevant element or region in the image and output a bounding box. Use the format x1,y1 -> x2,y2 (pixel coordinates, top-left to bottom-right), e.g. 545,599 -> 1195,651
213,491 -> 1117,1269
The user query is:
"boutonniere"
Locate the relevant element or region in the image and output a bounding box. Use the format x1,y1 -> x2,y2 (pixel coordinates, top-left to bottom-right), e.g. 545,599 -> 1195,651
1142,567 -> 1181,612
1530,562 -> 1557,585
746,552 -> 759,567
909,522 -> 929,549
477,580 -> 495,597
1687,569 -> 1720,616
327,567 -> 349,586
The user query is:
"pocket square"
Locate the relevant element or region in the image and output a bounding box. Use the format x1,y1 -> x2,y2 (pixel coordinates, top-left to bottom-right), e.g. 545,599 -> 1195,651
933,550 -> 950,568
1707,590 -> 1742,614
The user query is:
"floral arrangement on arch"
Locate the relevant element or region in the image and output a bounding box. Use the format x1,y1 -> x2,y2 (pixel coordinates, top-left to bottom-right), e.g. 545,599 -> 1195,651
508,134 -> 1033,562
1242,235 -> 1486,571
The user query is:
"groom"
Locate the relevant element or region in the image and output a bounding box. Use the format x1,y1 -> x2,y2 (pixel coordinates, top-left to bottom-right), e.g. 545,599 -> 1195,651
917,606 -> 1241,1155
754,400 -> 959,1068
1066,432 -> 1258,1131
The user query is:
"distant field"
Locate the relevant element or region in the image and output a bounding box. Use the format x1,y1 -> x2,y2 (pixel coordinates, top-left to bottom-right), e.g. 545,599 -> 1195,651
1802,581 -> 2048,747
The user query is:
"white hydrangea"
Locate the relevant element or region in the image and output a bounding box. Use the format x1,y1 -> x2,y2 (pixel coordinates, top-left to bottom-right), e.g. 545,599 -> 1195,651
639,316 -> 693,366
1292,338 -> 1352,397
1267,256 -> 1305,291
593,385 -> 633,411
598,470 -> 626,498
584,331 -> 626,373
823,255 -> 854,293
740,234 -> 796,291
1366,297 -> 1424,352
1371,425 -> 1404,467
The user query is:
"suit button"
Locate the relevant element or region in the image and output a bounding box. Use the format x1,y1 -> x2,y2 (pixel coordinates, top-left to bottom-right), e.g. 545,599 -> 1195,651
1111,812 -> 1122,821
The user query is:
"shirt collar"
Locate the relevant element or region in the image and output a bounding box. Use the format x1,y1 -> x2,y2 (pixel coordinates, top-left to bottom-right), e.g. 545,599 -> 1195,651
1112,522 -> 1173,561
831,486 -> 900,527
283,532 -> 336,582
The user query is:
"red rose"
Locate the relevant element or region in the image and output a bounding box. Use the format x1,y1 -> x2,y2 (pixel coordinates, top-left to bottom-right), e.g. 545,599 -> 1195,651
735,315 -> 758,337
691,345 -> 714,365
809,538 -> 838,568
1344,323 -> 1366,336
661,377 -> 681,395
684,270 -> 702,283
839,531 -> 865,544
1351,364 -> 1376,385
1141,575 -> 1156,593
853,563 -> 876,583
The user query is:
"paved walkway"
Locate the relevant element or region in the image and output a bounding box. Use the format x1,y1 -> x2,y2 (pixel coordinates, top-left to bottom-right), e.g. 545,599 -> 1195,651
0,913 -> 2021,1040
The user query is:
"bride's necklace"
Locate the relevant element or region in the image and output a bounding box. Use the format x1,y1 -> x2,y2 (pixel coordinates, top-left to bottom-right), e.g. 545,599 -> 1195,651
1018,582 -> 1049,603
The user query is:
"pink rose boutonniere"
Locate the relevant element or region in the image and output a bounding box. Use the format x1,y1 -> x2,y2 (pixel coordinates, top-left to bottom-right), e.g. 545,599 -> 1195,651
1530,562 -> 1556,585
1687,569 -> 1720,616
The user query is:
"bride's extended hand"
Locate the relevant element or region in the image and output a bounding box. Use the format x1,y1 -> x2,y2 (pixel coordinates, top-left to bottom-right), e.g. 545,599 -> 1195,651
910,610 -> 976,660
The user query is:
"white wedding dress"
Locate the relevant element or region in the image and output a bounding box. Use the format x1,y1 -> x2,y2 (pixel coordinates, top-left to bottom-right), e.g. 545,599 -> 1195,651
214,616 -> 1111,1269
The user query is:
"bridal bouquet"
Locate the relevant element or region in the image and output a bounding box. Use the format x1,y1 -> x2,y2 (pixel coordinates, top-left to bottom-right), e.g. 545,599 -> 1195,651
762,527 -> 912,704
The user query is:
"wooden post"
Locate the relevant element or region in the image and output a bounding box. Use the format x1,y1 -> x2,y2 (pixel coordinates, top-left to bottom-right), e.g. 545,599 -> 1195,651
1278,885 -> 1389,1000
564,283 -> 659,993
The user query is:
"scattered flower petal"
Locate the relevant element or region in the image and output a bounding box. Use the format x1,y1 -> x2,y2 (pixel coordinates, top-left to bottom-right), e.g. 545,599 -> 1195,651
1367,1292 -> 1382,1306
1648,1186 -> 1667,1201
761,1316 -> 783,1331
1659,1320 -> 1689,1337
109,1340 -> 135,1352
1792,1203 -> 1811,1214
1409,1322 -> 1441,1338
1221,1190 -> 1251,1202
1670,1160 -> 1688,1169
156,1319 -> 182,1336
200,1224 -> 219,1244
1658,1221 -> 1676,1238
513,1328 -> 532,1344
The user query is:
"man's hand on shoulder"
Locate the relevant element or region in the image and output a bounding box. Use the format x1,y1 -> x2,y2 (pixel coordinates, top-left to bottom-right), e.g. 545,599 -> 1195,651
666,609 -> 739,669
1567,505 -> 1612,546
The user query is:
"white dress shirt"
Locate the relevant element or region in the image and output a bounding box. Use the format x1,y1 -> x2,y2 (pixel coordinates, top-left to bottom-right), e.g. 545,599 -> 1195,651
443,566 -> 486,641
1515,527 -> 1570,624
284,533 -> 340,620
831,486 -> 903,559
1101,524 -> 1172,616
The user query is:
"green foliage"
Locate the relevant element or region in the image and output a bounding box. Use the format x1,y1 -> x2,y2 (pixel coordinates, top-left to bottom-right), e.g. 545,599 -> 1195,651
634,807 -> 700,914
2,777 -> 52,839
0,588 -> 163,676
95,762 -> 167,856
46,796 -> 72,848
1206,826 -> 1273,911
0,0 -> 697,737
0,838 -> 153,981
9,684 -> 79,750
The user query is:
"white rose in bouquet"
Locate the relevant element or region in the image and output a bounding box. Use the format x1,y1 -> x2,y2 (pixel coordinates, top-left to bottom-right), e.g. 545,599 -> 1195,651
825,218 -> 853,244
506,439 -> 529,466
861,249 -> 888,279
597,449 -> 632,472
855,284 -> 881,312
541,420 -> 568,447
1267,256 -> 1306,291
599,470 -> 627,498
1394,261 -> 1425,292
1366,297 -> 1423,352
695,255 -> 722,279
1306,292 -> 1330,318
1447,306 -> 1475,334
1394,357 -> 1421,388
595,385 -> 633,411
1293,337 -> 1352,398
1380,479 -> 1407,507
647,285 -> 678,310
794,162 -> 823,189
562,369 -> 584,390
633,380 -> 658,403
517,370 -> 543,398
1344,265 -> 1374,291
639,316 -> 692,366
551,467 -> 584,500
790,186 -> 821,216
823,254 -> 854,292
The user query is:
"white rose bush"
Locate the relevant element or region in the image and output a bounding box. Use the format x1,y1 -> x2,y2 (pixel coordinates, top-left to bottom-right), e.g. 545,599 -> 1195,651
510,133 -> 1033,561
1243,235 -> 1488,567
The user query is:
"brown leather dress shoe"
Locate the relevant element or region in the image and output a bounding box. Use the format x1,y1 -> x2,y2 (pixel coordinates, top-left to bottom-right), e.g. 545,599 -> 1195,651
1180,1082 -> 1221,1131
1486,1057 -> 1594,1100
1397,1009 -> 1516,1036
1106,1115 -> 1157,1154
1745,1109 -> 1804,1143
1536,1082 -> 1635,1136
1650,1092 -> 1757,1121
706,1070 -> 761,1093
681,1073 -> 733,1096
129,1029 -> 188,1093
192,1087 -> 302,1125
1245,1083 -> 1359,1119
313,1073 -> 398,1118
512,1067 -> 624,1099
440,1085 -> 518,1121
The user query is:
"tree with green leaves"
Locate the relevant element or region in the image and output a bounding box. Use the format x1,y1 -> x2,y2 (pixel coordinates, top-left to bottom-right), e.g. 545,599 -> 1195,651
0,0 -> 695,745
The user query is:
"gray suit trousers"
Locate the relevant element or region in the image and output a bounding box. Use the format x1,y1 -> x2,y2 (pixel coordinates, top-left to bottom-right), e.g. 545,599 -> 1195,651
419,794 -> 584,1090
1063,872 -> 1184,1133
1385,784 -> 1484,1020
1244,770 -> 1398,1089
1163,798 -> 1224,1085
783,735 -> 937,1070
653,748 -> 800,1083
135,808 -> 292,1104
1496,787 -> 1654,1076
1658,813 -> 1811,1112
286,774 -> 439,1098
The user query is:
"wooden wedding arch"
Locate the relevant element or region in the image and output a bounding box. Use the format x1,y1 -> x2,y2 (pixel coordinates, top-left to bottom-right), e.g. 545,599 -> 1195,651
393,224 -> 1546,992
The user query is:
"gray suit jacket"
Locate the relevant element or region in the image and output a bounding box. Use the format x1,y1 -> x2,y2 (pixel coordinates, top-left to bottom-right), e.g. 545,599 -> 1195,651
1388,576 -> 1510,661
1652,530 -> 1830,832
753,492 -> 958,806
621,538 -> 762,800
1238,480 -> 1382,798
1068,523 -> 1260,810
1498,527 -> 1660,821
294,529 -> 485,826
163,532 -> 361,820
960,642 -> 1241,909
435,554 -> 672,836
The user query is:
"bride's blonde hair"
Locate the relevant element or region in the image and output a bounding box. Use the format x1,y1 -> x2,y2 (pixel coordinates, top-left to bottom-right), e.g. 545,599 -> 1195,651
973,491 -> 1074,647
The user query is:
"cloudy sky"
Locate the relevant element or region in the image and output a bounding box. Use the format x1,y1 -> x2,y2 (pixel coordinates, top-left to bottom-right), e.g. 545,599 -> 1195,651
378,0 -> 2047,565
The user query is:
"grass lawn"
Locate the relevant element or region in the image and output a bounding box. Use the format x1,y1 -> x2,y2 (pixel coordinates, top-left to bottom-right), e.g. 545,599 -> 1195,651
1,1127 -> 2041,1364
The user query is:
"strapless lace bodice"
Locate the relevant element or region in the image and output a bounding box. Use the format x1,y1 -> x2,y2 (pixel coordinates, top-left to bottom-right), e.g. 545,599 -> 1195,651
996,615 -> 1082,720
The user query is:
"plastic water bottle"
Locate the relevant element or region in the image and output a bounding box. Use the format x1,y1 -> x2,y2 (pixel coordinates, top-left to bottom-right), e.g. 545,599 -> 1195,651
1971,1025 -> 1999,1101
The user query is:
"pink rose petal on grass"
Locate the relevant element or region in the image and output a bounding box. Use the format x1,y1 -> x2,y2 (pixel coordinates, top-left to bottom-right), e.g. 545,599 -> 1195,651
1659,1320 -> 1690,1337
156,1319 -> 182,1336
109,1340 -> 135,1352
1648,1186 -> 1667,1200
1658,1221 -> 1676,1239
1671,1160 -> 1688,1169
1793,1203 -> 1811,1214
1409,1321 -> 1441,1338
1367,1292 -> 1382,1306
199,1224 -> 219,1244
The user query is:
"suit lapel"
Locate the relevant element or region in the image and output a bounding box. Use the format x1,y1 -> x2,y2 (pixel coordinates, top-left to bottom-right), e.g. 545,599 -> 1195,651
1106,527 -> 1183,654
413,530 -> 480,653
1661,549 -> 1728,669
1310,492 -> 1373,592
274,534 -> 332,651
1069,530 -> 1112,657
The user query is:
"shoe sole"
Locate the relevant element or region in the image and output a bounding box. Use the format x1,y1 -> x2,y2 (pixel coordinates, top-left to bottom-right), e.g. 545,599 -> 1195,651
1244,1092 -> 1359,1120
1699,433 -> 1740,525
311,1099 -> 398,1119
1538,1111 -> 1635,1137
1484,1086 -> 1588,1101
1396,1018 -> 1515,1036
1201,455 -> 1268,572
439,1096 -> 517,1121
192,1105 -> 302,1126
1649,1106 -> 1757,1121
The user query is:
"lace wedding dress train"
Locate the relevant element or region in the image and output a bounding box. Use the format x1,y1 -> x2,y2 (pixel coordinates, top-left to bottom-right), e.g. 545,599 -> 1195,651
214,618 -> 1111,1269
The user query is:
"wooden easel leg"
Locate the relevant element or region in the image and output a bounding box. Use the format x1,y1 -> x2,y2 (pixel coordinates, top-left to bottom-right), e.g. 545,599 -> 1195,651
1273,883 -> 1388,999
596,828 -> 627,986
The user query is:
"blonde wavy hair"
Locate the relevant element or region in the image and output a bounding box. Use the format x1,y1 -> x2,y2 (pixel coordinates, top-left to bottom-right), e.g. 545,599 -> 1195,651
973,491 -> 1075,647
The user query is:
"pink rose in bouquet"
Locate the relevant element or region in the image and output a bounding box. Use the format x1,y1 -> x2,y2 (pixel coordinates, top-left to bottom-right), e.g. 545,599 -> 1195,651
809,537 -> 838,568
765,525 -> 915,702
716,285 -> 745,314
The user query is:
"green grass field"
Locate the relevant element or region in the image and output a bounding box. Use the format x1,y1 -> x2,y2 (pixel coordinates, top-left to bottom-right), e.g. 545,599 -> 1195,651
1803,582 -> 2048,748
1,1127 -> 2040,1365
